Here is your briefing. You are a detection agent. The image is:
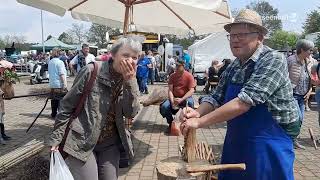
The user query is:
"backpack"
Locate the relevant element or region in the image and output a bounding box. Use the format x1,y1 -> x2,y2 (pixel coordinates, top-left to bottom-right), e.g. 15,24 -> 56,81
77,51 -> 86,69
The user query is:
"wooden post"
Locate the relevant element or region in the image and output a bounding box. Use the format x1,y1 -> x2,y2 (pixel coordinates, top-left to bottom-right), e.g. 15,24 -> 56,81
184,128 -> 197,162
123,4 -> 130,35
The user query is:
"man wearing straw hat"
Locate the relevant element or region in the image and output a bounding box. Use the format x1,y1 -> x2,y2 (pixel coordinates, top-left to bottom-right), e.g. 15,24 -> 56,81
179,9 -> 300,180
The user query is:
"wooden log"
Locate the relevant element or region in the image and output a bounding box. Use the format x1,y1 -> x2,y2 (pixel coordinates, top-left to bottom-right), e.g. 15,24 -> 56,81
184,128 -> 197,162
156,156 -> 208,180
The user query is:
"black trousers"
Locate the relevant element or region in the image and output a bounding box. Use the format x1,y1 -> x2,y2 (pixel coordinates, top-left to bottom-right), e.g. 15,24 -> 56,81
51,99 -> 60,117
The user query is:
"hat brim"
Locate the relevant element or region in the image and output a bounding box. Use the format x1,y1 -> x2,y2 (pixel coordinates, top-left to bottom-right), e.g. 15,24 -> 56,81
224,22 -> 268,35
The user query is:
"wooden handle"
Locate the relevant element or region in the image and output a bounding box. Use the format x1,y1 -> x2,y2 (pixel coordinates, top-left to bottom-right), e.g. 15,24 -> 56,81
187,163 -> 246,173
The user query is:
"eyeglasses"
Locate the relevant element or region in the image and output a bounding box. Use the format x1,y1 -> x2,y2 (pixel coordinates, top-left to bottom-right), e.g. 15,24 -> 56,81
227,32 -> 259,40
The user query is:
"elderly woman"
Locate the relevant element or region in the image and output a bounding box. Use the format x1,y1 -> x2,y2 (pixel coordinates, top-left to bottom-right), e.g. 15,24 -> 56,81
47,37 -> 141,180
287,39 -> 314,150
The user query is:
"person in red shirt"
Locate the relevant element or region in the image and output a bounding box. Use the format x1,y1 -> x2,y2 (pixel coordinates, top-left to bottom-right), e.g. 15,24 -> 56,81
160,58 -> 195,132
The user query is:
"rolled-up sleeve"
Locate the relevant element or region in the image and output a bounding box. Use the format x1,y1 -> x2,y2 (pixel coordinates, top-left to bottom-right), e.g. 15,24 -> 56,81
238,54 -> 285,106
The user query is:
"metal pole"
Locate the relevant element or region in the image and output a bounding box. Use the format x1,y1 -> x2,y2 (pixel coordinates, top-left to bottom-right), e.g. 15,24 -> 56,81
41,10 -> 45,53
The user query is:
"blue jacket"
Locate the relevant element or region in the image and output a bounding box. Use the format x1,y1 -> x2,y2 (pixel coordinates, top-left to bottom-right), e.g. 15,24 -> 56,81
137,58 -> 150,78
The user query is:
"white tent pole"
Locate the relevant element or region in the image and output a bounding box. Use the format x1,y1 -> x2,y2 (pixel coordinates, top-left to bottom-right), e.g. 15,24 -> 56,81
41,10 -> 45,53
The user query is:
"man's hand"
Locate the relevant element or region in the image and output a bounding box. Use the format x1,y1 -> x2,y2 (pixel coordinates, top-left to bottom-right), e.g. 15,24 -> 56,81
180,117 -> 200,136
304,92 -> 311,101
173,98 -> 183,106
51,146 -> 59,152
120,59 -> 136,81
179,107 -> 200,122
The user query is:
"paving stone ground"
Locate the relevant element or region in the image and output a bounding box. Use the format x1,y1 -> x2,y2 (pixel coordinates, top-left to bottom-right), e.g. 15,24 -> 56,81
0,80 -> 320,179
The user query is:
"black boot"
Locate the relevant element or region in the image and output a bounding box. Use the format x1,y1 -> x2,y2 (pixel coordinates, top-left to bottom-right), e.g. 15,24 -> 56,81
0,123 -> 11,140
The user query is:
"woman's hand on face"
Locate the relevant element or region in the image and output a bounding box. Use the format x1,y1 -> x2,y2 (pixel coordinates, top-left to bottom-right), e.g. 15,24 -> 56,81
120,59 -> 137,81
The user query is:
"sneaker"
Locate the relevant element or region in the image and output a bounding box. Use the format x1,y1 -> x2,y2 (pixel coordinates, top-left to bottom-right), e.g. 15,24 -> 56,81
2,134 -> 11,141
305,106 -> 311,111
0,137 -> 6,145
165,124 -> 171,135
294,140 -> 306,150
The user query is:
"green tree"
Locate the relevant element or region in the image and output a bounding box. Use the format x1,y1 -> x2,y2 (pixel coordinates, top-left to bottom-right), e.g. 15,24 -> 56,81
0,37 -> 5,49
303,9 -> 320,34
268,30 -> 298,50
246,1 -> 282,35
58,32 -> 74,44
46,35 -> 53,40
68,23 -> 87,44
87,23 -> 120,48
164,34 -> 198,49
316,34 -> 320,48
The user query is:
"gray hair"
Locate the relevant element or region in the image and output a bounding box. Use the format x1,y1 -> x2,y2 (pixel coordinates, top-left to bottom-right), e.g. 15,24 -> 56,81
296,39 -> 314,54
111,37 -> 142,55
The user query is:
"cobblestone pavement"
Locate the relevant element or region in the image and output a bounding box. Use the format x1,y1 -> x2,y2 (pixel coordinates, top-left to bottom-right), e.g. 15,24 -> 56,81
0,80 -> 320,179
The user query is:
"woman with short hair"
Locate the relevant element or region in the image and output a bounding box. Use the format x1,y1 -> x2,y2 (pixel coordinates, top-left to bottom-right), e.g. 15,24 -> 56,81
48,36 -> 141,180
287,39 -> 314,149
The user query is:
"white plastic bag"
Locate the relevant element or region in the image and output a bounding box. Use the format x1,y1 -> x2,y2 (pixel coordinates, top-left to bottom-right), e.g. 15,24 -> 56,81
49,151 -> 74,180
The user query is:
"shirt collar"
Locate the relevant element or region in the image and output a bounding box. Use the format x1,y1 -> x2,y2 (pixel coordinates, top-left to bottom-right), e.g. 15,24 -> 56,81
249,43 -> 264,62
98,59 -> 122,86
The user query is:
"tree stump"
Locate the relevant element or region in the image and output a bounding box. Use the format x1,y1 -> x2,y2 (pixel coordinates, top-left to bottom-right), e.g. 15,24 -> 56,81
156,156 -> 208,180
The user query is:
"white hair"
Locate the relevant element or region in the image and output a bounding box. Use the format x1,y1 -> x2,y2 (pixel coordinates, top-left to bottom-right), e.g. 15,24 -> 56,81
111,36 -> 142,55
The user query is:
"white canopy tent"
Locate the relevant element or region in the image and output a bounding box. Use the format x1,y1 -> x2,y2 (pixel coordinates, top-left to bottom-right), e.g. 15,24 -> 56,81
17,0 -> 232,36
188,31 -> 235,73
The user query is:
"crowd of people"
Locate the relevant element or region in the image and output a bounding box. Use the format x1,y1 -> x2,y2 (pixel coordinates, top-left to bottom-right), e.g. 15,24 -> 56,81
2,7 -> 320,180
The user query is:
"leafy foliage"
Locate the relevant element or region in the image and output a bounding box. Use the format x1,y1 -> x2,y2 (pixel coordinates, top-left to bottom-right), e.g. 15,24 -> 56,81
87,23 -> 120,48
58,32 -> 74,44
3,69 -> 20,83
46,35 -> 52,41
246,1 -> 282,35
0,35 -> 29,51
68,23 -> 87,44
164,34 -> 201,49
268,30 -> 298,50
316,35 -> 320,48
303,9 -> 320,34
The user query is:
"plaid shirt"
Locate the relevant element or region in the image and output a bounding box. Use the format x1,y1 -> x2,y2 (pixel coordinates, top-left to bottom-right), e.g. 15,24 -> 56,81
201,44 -> 299,124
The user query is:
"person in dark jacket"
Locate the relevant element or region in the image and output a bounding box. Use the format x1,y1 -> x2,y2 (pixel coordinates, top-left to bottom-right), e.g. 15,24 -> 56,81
204,60 -> 219,93
218,59 -> 232,78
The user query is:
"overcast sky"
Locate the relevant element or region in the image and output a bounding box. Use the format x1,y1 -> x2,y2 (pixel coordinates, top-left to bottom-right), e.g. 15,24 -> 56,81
0,0 -> 319,43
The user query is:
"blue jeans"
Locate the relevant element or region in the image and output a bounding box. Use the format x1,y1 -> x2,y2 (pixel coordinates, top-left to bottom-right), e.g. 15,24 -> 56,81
315,88 -> 320,127
293,94 -> 305,122
160,97 -> 194,125
137,77 -> 148,93
148,69 -> 155,84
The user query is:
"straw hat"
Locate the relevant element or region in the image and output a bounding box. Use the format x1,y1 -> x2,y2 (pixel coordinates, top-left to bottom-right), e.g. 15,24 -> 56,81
224,9 -> 268,35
